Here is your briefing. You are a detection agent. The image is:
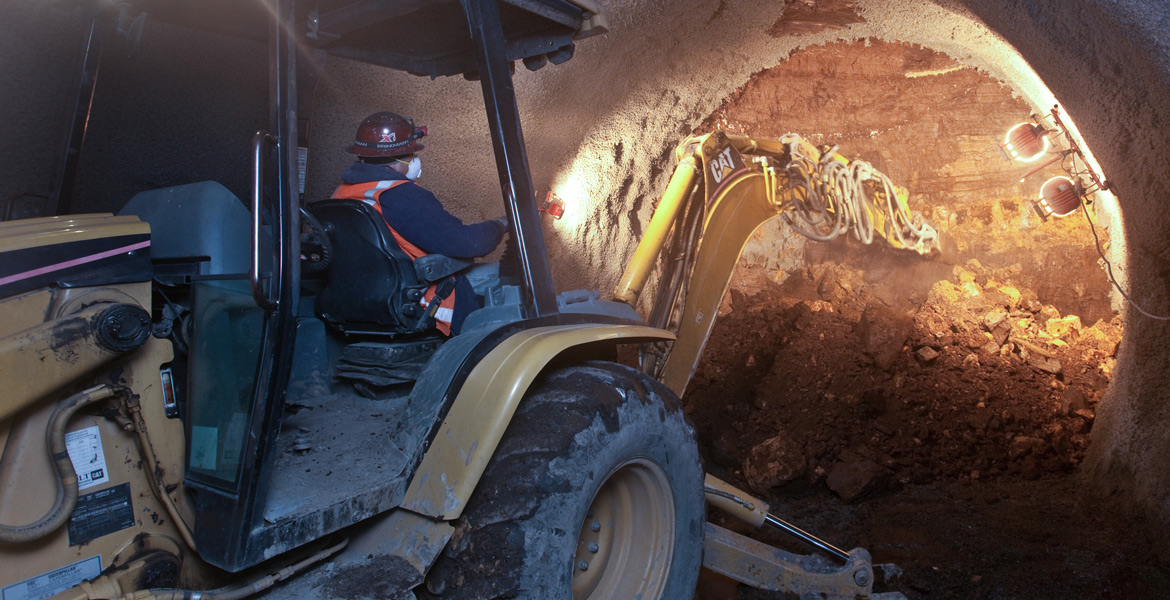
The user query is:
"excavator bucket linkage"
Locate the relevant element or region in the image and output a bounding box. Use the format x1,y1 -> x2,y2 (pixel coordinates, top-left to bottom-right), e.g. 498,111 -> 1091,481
703,523 -> 907,600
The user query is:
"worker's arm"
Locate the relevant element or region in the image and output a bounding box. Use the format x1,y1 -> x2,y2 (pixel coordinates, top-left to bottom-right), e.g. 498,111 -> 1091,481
381,184 -> 506,258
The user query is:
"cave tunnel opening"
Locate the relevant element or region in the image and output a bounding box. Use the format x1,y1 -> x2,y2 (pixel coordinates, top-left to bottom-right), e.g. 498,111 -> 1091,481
684,38 -> 1161,599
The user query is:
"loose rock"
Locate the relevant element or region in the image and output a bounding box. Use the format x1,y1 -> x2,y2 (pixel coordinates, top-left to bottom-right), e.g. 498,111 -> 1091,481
1028,355 -> 1062,375
826,458 -> 882,502
915,346 -> 940,363
742,432 -> 807,493
686,260 -> 1120,493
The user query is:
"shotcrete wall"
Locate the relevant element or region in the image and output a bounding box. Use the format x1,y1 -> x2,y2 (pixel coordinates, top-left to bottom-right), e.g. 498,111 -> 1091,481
955,0 -> 1170,543
1,0 -> 1169,552
0,1 -> 86,219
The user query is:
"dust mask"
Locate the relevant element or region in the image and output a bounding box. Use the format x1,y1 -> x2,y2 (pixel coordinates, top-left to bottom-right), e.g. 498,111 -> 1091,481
402,156 -> 422,181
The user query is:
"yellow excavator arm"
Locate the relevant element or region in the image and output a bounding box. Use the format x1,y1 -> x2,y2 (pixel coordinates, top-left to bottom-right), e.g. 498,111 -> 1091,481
616,132 -> 942,395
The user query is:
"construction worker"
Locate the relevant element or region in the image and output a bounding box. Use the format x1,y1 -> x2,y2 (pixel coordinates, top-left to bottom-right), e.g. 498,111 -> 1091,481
331,111 -> 507,335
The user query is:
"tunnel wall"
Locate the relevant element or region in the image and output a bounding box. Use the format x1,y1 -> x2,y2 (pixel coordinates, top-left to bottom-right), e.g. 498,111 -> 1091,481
953,0 -> 1170,548
0,1 -> 86,219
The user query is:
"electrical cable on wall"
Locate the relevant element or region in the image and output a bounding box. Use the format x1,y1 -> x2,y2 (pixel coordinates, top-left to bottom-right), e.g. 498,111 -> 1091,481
1080,201 -> 1170,321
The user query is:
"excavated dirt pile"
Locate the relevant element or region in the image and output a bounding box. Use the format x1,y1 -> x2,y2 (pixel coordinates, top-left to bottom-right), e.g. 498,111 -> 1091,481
684,247 -> 1170,598
689,256 -> 1119,498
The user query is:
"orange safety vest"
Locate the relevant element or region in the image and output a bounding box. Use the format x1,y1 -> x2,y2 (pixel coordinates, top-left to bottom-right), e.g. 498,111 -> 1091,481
332,179 -> 457,335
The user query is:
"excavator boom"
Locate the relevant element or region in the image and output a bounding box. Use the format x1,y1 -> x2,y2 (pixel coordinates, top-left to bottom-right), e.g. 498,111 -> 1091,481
617,131 -> 941,395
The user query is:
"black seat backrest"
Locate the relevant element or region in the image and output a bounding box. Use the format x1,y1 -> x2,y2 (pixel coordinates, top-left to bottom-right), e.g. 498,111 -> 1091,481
308,200 -> 422,334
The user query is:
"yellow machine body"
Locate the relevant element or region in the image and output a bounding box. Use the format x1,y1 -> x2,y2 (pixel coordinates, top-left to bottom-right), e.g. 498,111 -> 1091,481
0,284 -> 201,598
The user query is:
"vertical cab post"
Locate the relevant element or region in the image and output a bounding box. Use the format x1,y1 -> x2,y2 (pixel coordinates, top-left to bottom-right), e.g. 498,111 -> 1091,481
461,0 -> 559,319
53,3 -> 108,216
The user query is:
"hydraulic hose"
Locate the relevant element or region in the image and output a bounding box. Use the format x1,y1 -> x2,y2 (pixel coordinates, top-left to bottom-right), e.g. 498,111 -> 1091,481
778,136 -> 935,252
0,385 -> 120,543
121,391 -> 198,551
117,538 -> 348,600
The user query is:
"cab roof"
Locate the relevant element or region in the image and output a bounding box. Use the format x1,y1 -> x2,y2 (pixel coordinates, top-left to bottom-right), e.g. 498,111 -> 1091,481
136,0 -> 607,77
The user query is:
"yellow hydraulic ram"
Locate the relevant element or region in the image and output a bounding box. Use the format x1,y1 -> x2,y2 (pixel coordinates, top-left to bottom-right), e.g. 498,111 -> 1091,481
614,154 -> 700,306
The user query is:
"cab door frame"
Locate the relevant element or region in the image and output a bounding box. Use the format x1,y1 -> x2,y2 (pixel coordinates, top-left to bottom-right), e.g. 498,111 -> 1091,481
180,0 -> 302,571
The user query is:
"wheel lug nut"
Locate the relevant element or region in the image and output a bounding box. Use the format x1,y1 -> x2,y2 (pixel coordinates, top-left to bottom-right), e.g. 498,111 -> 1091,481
578,560 -> 589,571
588,542 -> 599,553
590,521 -> 601,532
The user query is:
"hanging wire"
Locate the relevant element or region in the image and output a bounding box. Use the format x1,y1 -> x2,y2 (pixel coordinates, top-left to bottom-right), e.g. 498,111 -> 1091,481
1080,200 -> 1170,321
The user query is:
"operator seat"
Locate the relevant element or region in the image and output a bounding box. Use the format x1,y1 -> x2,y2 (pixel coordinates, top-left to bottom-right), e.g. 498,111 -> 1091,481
308,199 -> 425,335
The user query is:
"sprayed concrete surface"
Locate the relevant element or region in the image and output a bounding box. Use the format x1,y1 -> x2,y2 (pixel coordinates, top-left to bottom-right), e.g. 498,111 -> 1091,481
953,0 -> 1170,556
2,0 -> 1170,558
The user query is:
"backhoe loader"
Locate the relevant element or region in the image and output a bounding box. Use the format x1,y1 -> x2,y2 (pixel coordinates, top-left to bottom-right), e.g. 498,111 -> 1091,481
0,1 -> 939,599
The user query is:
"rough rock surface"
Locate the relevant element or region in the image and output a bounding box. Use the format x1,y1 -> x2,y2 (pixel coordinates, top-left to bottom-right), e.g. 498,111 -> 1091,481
685,252 -> 1166,598
742,431 -> 807,492
690,256 -> 1119,498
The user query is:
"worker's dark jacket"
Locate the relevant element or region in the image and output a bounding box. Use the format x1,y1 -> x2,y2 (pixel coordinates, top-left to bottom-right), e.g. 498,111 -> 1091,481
332,162 -> 505,335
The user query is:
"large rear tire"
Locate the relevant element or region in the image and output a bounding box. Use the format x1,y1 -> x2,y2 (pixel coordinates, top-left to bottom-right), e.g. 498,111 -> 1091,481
424,361 -> 705,599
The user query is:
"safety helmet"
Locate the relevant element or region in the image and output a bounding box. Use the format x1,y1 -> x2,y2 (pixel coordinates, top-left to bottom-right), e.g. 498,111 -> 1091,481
346,111 -> 427,157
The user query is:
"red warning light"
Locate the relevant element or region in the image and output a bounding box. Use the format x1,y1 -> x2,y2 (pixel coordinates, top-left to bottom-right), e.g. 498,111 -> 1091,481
542,191 -> 565,220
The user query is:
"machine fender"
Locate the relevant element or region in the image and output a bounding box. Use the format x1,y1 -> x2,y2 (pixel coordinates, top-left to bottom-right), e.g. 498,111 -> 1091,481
399,323 -> 674,519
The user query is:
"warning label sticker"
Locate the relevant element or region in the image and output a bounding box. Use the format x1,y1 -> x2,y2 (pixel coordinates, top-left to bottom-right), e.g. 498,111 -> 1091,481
65,425 -> 109,491
68,483 -> 135,546
1,555 -> 101,600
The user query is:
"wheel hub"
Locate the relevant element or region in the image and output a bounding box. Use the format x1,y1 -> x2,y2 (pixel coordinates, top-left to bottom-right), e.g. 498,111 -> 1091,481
571,457 -> 675,599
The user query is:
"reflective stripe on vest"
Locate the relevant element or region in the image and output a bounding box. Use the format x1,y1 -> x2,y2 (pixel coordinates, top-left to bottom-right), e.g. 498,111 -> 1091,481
332,180 -> 457,335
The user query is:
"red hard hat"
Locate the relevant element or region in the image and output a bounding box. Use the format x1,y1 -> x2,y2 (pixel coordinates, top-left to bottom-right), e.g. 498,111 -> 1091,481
346,111 -> 427,157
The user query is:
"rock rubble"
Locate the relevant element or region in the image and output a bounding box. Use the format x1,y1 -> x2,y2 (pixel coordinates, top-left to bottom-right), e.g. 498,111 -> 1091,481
687,258 -> 1121,502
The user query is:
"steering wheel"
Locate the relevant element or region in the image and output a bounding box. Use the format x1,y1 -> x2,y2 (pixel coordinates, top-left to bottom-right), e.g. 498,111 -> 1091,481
300,207 -> 333,275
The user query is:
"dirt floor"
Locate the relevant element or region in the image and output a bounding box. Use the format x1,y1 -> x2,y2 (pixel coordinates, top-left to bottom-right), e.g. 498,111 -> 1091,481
685,245 -> 1170,599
